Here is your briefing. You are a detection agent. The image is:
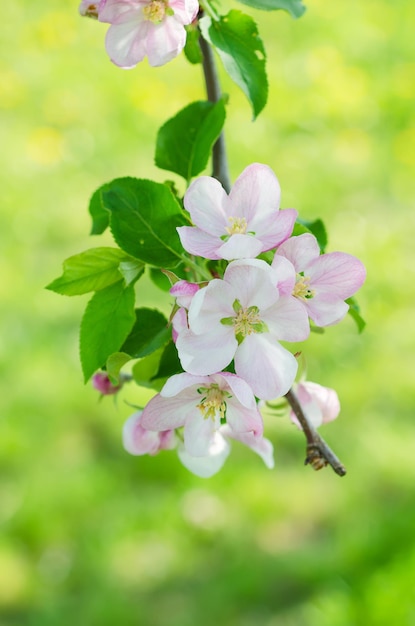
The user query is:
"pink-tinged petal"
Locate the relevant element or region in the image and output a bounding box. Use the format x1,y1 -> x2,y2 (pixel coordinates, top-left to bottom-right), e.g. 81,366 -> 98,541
225,400 -> 263,436
176,326 -> 237,375
105,20 -> 148,68
184,177 -> 228,236
171,307 -> 188,343
262,296 -> 310,341
301,381 -> 340,424
160,372 -> 211,397
99,0 -> 142,23
123,411 -> 163,455
290,385 -> 322,429
146,19 -> 186,67
217,234 -> 264,260
170,280 -> 199,308
304,295 -> 349,327
224,260 -> 280,310
177,226 -> 222,260
214,372 -> 257,409
308,252 -> 366,299
228,164 -> 281,222
184,412 -> 219,456
188,280 -> 236,334
158,429 -> 177,450
276,233 -> 320,271
255,209 -> 297,251
234,334 -> 298,400
177,435 -> 230,478
270,255 -> 296,295
291,381 -> 340,429
170,0 -> 199,23
140,391 -> 196,430
221,424 -> 274,469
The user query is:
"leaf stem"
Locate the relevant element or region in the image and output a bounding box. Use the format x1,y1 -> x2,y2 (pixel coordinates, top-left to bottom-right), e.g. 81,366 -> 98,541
199,31 -> 231,193
285,388 -> 347,477
180,254 -> 212,281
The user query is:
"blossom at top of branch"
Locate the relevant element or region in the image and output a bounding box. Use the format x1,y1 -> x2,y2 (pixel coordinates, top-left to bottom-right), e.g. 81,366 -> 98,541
177,163 -> 297,261
175,258 -> 310,400
274,233 -> 366,326
97,0 -> 199,68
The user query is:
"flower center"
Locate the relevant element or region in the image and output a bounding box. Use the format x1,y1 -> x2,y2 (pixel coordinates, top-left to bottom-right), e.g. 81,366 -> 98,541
293,273 -> 315,300
225,216 -> 248,236
143,0 -> 172,23
221,299 -> 269,343
197,384 -> 230,421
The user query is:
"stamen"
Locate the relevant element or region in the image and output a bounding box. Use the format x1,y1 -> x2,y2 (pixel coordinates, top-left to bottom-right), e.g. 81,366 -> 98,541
225,216 -> 248,235
143,0 -> 169,23
197,385 -> 230,421
293,273 -> 315,300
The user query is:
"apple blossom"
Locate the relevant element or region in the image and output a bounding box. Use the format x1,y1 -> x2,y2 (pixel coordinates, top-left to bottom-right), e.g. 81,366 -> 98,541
274,233 -> 366,326
98,0 -> 199,68
289,381 -> 340,429
123,411 -> 176,455
175,258 -> 310,400
140,371 -> 264,457
177,163 -> 297,261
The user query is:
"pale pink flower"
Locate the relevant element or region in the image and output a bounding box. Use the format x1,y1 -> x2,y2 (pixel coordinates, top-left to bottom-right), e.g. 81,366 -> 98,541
274,233 -> 366,326
177,164 -> 297,261
123,411 -> 176,455
177,425 -> 274,478
290,381 -> 340,429
175,258 -> 309,400
140,372 -> 264,457
98,0 -> 199,68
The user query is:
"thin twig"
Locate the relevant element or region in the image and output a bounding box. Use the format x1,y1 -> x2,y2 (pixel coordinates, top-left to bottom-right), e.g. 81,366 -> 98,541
199,34 -> 231,193
285,388 -> 347,477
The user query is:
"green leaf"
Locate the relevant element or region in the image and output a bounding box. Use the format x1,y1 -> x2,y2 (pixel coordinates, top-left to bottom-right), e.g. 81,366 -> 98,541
80,282 -> 136,382
121,308 -> 171,358
184,24 -> 203,64
296,218 -> 328,253
200,12 -> 268,119
106,352 -> 132,384
235,0 -> 306,18
46,247 -> 137,296
89,183 -> 111,235
102,177 -> 186,268
155,99 -> 226,182
119,259 -> 145,286
346,297 -> 366,333
153,340 -> 182,380
132,349 -> 166,391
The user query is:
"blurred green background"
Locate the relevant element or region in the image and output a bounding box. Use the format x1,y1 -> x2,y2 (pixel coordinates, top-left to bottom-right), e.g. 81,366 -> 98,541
1,0 -> 414,624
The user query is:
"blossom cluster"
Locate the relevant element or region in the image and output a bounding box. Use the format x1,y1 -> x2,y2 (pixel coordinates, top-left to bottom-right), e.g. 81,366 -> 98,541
79,0 -> 199,68
96,163 -> 365,477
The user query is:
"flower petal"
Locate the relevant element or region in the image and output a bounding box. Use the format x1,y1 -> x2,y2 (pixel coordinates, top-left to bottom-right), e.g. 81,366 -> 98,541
304,295 -> 349,327
222,424 -> 274,469
228,163 -> 281,222
184,411 -> 219,456
177,226 -> 222,260
308,252 -> 366,299
146,19 -> 186,67
177,434 -> 230,478
262,295 -> 310,341
235,334 -> 298,400
223,259 -> 280,310
176,326 -> 237,375
251,208 -> 297,250
276,233 -> 320,271
184,176 -> 228,236
217,234 -> 264,260
104,20 -> 148,68
123,411 -> 163,455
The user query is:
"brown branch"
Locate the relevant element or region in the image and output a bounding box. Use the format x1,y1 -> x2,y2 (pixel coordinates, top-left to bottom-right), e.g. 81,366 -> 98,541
285,388 -> 347,477
199,33 -> 231,193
